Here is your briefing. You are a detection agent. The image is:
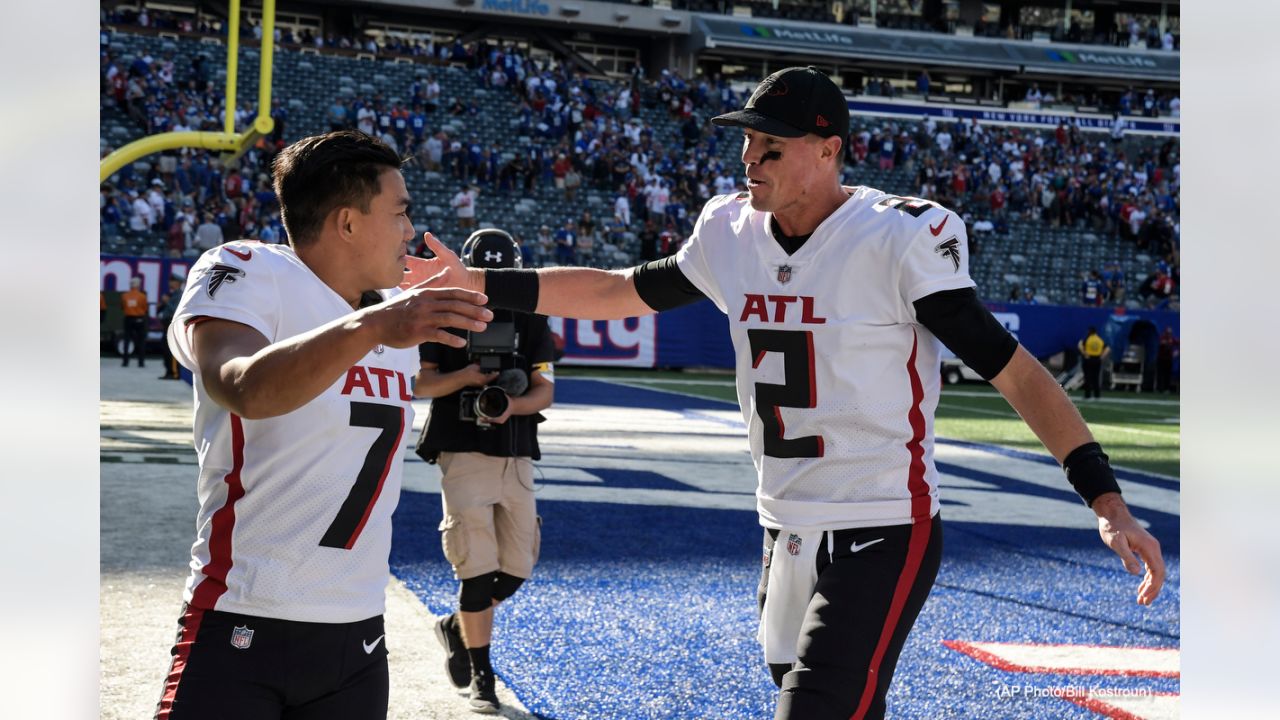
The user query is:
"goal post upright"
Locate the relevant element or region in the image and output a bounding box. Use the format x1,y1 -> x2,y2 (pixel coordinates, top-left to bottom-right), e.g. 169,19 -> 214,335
99,0 -> 277,183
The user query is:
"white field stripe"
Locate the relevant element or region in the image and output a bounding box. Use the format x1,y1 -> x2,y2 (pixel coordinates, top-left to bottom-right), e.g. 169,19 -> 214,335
945,640 -> 1179,678
941,389 -> 1182,408
1063,692 -> 1181,720
568,376 -> 1181,410
577,376 -> 735,387
936,402 -> 1179,439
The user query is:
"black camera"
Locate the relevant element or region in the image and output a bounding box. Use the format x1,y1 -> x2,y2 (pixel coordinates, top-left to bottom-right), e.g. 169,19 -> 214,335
459,319 -> 527,425
456,228 -> 529,427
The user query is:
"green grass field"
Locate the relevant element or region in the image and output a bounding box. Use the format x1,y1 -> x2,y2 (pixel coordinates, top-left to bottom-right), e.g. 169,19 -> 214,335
560,368 -> 1179,477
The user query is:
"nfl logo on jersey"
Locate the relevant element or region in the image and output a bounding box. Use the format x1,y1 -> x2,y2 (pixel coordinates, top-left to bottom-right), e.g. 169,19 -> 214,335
786,533 -> 802,556
230,625 -> 254,650
777,264 -> 792,284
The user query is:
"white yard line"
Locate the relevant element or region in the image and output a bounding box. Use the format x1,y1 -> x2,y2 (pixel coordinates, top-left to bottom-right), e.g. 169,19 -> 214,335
937,402 -> 1180,440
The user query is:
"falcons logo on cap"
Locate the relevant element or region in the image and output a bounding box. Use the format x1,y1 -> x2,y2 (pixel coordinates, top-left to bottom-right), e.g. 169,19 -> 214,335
934,237 -> 961,273
206,263 -> 246,299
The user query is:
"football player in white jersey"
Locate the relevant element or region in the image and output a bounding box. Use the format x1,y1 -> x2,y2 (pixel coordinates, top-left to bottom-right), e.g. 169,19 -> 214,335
416,67 -> 1164,720
156,131 -> 493,720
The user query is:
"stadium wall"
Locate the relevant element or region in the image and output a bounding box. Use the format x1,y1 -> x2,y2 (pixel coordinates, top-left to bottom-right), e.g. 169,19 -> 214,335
100,254 -> 1178,369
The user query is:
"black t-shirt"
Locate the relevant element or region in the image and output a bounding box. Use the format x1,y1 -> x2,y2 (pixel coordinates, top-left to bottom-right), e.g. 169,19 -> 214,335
415,312 -> 556,462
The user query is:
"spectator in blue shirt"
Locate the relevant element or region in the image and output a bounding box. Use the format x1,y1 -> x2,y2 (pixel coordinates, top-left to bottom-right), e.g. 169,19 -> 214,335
410,105 -> 427,142
1081,270 -> 1106,306
554,220 -> 576,266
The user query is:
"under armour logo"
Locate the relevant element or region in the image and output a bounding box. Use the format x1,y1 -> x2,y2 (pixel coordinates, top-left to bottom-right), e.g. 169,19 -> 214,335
484,250 -> 503,263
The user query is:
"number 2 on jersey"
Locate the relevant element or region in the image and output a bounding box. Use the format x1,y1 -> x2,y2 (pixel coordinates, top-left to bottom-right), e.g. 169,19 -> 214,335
749,329 -> 824,458
319,402 -> 404,549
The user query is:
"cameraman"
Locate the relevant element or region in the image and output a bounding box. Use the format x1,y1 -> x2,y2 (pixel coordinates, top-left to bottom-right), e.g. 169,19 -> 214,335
413,229 -> 555,714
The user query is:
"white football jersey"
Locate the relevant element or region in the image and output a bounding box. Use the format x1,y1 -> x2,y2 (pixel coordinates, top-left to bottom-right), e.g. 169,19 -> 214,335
675,187 -> 974,531
168,242 -> 418,623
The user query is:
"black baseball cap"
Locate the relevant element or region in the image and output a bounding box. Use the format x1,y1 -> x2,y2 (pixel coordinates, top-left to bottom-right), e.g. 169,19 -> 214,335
712,66 -> 849,141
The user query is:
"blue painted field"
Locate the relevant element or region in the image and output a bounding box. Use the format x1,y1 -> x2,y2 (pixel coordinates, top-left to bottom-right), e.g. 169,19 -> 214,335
391,379 -> 1180,720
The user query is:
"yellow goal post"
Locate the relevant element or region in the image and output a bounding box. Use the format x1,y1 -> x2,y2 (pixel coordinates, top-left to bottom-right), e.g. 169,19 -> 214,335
99,0 -> 277,183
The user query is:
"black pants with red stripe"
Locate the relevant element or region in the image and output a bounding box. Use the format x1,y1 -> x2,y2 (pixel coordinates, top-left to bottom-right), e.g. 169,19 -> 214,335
155,604 -> 388,720
763,515 -> 943,720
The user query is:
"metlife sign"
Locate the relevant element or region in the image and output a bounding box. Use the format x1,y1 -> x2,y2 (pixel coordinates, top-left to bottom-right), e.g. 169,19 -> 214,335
740,24 -> 852,48
481,0 -> 549,16
696,15 -> 1177,82
1046,48 -> 1158,70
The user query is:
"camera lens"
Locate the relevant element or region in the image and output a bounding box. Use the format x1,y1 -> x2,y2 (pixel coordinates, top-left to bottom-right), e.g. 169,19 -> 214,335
475,386 -> 509,419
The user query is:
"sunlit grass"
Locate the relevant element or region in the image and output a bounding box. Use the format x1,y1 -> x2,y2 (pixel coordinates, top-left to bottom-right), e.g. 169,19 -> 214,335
561,368 -> 1179,477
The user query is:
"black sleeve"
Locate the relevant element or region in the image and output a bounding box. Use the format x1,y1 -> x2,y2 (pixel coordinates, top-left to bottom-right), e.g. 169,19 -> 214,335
631,255 -> 708,312
913,287 -> 1019,381
528,316 -> 556,365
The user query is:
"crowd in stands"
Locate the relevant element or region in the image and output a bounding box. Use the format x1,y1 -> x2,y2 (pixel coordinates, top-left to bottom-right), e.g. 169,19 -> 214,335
312,38 -> 752,269
841,113 -> 1179,308
101,2 -> 1178,55
100,15 -> 1178,307
100,35 -> 289,256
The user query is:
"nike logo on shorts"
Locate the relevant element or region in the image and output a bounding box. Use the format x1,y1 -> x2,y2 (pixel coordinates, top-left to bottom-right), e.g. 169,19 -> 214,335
363,635 -> 385,654
850,538 -> 884,553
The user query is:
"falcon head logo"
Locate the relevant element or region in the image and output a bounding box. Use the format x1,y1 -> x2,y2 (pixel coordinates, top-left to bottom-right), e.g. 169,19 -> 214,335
934,237 -> 961,273
206,263 -> 246,299
752,75 -> 789,102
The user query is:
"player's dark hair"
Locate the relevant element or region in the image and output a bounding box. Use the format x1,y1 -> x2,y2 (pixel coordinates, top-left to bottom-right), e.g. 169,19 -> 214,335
271,131 -> 403,247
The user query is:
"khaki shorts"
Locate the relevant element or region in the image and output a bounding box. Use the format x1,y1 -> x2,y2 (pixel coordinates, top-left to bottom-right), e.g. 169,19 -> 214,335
437,452 -> 541,581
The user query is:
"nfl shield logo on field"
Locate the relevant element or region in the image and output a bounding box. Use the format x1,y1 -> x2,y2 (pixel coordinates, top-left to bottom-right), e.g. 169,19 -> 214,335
777,264 -> 792,284
786,533 -> 802,556
230,625 -> 254,650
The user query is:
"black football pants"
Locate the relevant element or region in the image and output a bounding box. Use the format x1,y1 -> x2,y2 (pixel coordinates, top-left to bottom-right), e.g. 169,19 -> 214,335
155,604 -> 388,720
761,515 -> 943,720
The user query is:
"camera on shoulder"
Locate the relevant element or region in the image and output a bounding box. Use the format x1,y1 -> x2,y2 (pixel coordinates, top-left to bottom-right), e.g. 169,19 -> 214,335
459,319 -> 528,425
456,228 -> 529,427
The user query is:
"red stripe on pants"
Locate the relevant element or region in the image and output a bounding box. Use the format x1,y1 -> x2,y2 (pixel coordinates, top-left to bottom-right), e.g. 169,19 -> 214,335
849,330 -> 933,720
154,606 -> 206,719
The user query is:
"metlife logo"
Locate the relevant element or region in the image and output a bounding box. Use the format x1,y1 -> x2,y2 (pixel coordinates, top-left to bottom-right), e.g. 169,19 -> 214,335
739,24 -> 853,46
482,0 -> 550,16
1047,49 -> 1157,68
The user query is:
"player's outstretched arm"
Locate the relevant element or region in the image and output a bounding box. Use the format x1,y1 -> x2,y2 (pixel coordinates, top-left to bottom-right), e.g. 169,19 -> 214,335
193,287 -> 491,420
990,345 -> 1165,605
410,232 -> 657,320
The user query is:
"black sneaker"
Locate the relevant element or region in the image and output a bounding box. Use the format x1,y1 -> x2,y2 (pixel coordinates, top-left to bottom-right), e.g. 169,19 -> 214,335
468,669 -> 500,714
433,615 -> 471,689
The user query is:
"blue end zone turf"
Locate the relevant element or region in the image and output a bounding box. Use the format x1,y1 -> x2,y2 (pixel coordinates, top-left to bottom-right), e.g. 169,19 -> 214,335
391,379 -> 1180,719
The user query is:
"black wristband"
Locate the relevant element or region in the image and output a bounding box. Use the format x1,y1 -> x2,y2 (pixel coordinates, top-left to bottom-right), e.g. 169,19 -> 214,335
1062,442 -> 1122,507
484,268 -> 539,314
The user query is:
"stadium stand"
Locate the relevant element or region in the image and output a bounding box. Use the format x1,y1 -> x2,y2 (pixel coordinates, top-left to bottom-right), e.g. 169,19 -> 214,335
100,8 -> 1178,308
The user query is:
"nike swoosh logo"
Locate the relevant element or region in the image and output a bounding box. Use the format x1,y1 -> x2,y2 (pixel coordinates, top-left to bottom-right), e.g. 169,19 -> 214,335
363,635 -> 385,654
929,215 -> 949,236
850,538 -> 885,553
225,247 -> 252,261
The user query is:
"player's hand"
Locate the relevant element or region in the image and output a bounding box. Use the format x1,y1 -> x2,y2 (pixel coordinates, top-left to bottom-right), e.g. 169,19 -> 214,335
1092,493 -> 1165,605
399,232 -> 485,293
368,286 -> 491,349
